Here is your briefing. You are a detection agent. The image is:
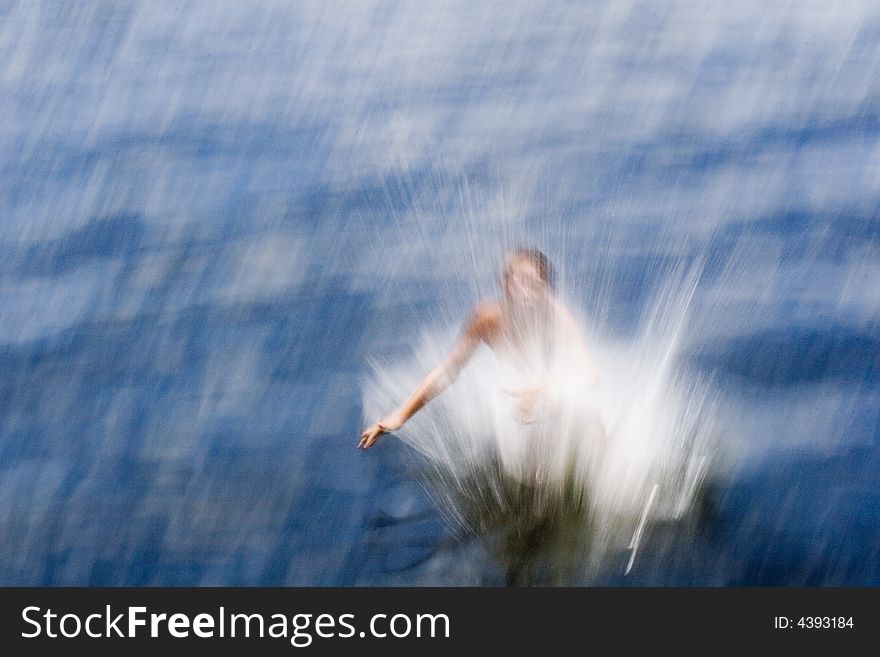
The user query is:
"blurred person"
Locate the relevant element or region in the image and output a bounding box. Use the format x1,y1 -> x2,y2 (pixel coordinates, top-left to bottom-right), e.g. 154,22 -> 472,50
358,248 -> 603,449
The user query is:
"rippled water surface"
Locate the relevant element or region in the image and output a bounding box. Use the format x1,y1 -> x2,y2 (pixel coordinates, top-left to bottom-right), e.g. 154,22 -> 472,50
1,0 -> 878,584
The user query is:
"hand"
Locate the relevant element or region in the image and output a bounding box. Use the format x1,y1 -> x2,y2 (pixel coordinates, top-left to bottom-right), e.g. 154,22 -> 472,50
504,386 -> 546,425
358,414 -> 404,449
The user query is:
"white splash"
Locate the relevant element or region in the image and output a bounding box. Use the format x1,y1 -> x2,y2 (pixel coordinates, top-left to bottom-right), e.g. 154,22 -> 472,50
363,256 -> 717,579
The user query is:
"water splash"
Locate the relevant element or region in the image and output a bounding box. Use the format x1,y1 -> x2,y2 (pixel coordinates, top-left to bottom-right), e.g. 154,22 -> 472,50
363,231 -> 717,583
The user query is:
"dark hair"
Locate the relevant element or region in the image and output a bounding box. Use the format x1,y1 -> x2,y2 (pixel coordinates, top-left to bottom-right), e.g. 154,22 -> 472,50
510,248 -> 555,290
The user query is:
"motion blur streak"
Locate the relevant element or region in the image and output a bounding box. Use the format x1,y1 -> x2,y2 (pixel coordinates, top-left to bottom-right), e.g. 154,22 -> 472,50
0,1 -> 878,584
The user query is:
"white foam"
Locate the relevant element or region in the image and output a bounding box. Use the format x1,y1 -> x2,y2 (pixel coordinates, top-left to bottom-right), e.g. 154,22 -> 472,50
363,258 -> 717,570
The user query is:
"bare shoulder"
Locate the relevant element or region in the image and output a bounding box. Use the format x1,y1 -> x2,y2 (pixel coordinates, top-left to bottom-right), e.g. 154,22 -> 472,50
551,298 -> 579,326
552,299 -> 593,343
466,298 -> 502,341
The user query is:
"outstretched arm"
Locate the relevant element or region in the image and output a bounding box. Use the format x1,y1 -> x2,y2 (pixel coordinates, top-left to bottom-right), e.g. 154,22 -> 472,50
358,302 -> 497,449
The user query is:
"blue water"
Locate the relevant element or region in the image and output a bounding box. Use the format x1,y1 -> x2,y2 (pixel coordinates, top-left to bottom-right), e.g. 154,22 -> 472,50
1,0 -> 878,585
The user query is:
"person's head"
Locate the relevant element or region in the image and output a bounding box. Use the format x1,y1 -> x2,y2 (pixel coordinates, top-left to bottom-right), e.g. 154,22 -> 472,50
501,248 -> 554,308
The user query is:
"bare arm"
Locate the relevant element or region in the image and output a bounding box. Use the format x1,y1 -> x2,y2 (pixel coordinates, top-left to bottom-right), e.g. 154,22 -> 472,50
502,302 -> 600,424
555,301 -> 600,385
555,301 -> 608,453
358,302 -> 498,448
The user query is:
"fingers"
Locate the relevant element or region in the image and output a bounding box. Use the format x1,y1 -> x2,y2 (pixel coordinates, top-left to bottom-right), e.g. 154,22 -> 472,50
358,429 -> 376,449
504,387 -> 543,398
357,423 -> 384,449
515,410 -> 539,425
